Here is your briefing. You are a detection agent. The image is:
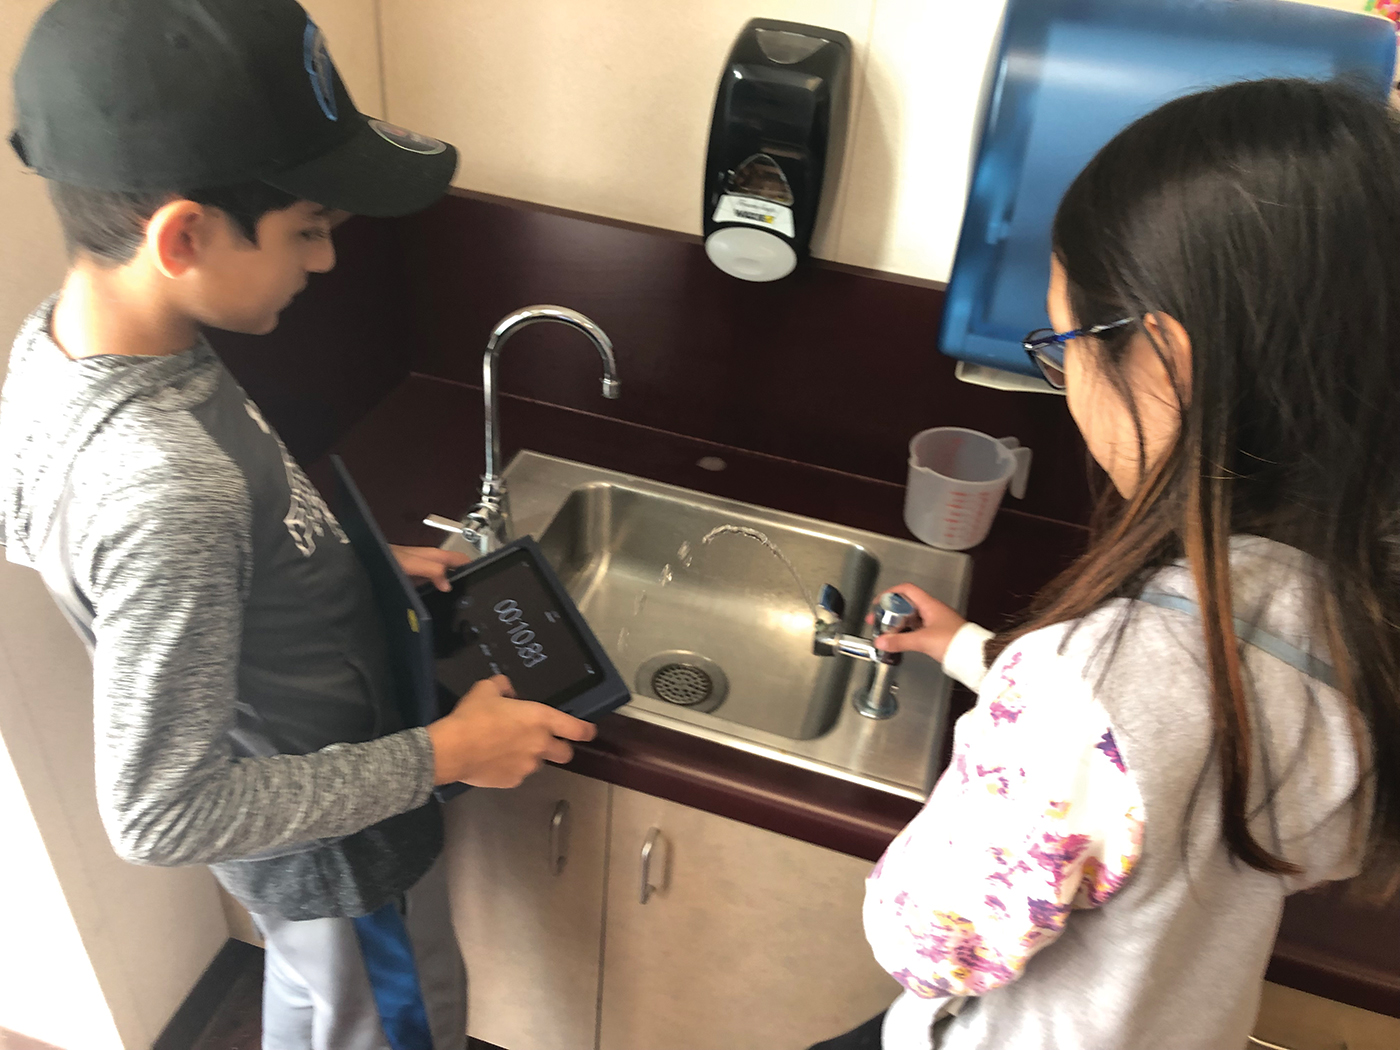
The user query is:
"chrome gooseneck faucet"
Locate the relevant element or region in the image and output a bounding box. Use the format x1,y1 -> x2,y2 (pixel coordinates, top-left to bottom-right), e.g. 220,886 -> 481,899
813,585 -> 919,719
425,305 -> 620,555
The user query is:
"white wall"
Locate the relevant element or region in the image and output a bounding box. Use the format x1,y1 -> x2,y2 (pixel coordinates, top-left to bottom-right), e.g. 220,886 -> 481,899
0,1 -> 382,1045
379,0 -> 1008,283
0,737 -> 122,1050
377,0 -> 1397,284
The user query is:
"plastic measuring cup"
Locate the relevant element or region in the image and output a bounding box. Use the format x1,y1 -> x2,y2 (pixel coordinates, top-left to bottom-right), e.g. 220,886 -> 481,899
904,427 -> 1032,550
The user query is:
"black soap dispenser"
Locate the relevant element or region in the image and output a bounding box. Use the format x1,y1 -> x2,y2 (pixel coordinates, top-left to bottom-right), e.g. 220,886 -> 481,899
703,19 -> 852,282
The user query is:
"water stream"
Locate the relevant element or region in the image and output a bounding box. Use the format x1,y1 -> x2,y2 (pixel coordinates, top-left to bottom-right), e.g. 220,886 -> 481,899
615,526 -> 818,661
700,525 -> 818,620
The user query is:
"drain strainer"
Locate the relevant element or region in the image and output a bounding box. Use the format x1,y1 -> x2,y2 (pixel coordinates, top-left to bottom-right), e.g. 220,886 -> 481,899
651,663 -> 714,706
635,651 -> 729,713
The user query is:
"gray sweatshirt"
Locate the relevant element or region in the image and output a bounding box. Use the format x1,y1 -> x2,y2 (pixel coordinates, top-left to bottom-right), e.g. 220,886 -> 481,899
868,536 -> 1371,1050
1,298 -> 441,920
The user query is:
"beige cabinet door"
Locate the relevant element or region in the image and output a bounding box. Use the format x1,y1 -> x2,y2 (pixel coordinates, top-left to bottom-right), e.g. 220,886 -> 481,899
442,766 -> 610,1050
598,787 -> 901,1050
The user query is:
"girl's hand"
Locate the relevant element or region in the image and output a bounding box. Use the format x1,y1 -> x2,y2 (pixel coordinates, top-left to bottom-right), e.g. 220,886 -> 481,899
869,583 -> 967,664
392,545 -> 470,591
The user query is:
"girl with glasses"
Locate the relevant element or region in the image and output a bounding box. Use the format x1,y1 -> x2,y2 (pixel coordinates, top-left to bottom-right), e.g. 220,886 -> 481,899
811,78 -> 1400,1050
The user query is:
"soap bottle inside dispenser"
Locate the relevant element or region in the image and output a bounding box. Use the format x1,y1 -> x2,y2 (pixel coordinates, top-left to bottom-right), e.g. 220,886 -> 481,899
703,19 -> 851,282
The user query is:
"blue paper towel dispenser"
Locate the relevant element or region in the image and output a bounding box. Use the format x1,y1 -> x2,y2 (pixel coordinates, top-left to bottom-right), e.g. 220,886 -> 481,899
940,0 -> 1397,385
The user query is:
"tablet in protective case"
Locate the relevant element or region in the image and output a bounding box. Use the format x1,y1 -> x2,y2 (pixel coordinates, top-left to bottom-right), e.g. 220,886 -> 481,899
331,455 -> 629,730
418,538 -> 632,724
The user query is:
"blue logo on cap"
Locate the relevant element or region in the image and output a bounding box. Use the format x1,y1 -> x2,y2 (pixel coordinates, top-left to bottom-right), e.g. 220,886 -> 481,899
303,21 -> 337,121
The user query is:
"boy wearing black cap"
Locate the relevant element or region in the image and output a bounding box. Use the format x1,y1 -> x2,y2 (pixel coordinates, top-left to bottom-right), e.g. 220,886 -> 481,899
0,3 -> 596,1048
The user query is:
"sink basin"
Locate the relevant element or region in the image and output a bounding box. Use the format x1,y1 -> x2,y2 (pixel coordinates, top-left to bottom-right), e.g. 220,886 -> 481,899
538,483 -> 878,740
446,452 -> 973,799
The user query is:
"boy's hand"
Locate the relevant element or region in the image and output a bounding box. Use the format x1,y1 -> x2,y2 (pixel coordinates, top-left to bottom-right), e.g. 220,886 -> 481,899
427,675 -> 598,789
869,584 -> 967,664
392,544 -> 470,592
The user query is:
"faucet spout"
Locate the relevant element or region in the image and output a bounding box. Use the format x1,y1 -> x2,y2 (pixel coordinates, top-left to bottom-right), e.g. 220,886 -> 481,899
424,305 -> 620,554
484,306 -> 620,485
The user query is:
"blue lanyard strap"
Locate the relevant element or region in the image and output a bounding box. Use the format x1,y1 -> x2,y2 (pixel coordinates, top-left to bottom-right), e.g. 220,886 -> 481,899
1137,591 -> 1339,690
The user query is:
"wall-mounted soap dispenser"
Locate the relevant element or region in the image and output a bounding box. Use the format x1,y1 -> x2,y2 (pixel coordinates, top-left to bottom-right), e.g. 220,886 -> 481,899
703,19 -> 851,282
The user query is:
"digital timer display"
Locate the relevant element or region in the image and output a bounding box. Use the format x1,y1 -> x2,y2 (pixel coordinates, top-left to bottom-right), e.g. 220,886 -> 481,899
421,552 -> 604,707
491,596 -> 550,668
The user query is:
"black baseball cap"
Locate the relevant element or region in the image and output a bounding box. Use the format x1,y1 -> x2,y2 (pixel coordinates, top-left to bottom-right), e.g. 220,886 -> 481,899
10,0 -> 458,217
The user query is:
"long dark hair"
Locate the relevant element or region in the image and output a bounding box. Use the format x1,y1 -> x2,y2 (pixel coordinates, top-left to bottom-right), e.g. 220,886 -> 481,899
987,78 -> 1400,876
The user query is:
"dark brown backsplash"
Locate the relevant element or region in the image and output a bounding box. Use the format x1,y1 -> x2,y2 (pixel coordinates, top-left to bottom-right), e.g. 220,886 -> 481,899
394,190 -> 1094,527
211,188 -> 1093,529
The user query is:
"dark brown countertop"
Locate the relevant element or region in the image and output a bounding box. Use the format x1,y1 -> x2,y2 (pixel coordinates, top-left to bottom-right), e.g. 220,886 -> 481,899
318,371 -> 1400,1019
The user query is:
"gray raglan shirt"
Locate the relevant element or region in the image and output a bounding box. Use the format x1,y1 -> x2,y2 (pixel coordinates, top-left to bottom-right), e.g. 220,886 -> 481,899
871,537 -> 1371,1050
1,298 -> 442,920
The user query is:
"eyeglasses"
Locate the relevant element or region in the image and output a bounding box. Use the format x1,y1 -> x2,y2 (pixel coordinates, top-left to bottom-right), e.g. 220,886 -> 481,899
1022,318 -> 1133,390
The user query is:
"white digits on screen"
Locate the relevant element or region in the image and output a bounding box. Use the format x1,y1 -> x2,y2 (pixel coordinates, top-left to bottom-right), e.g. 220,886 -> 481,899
495,599 -> 548,668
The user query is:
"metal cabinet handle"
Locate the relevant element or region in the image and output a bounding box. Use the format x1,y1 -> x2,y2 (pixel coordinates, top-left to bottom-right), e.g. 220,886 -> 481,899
1247,1037 -> 1305,1050
639,827 -> 662,904
548,800 -> 570,876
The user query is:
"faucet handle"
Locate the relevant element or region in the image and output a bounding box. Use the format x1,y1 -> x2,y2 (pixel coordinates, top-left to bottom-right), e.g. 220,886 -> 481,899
872,592 -> 919,636
817,584 -> 846,625
422,510 -> 494,557
424,514 -> 467,536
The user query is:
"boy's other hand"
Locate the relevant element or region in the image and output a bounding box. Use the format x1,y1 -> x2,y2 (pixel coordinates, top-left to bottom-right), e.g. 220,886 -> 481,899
427,675 -> 598,789
868,583 -> 967,664
392,544 -> 470,591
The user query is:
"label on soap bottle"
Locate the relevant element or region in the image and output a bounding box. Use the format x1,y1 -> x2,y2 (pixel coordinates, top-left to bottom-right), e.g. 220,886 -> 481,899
712,194 -> 796,239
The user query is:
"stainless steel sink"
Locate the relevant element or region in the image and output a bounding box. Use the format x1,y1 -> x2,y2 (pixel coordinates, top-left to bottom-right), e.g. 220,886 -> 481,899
444,452 -> 973,800
538,483 -> 879,741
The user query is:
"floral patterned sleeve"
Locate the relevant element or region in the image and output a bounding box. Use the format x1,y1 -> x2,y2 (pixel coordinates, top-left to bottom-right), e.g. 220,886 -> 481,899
863,626 -> 1145,1005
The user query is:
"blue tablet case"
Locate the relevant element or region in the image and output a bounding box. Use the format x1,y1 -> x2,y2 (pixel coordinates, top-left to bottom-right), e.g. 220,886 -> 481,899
330,456 -> 467,800
331,456 -> 438,726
